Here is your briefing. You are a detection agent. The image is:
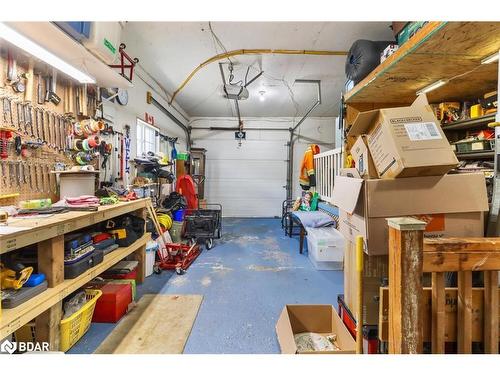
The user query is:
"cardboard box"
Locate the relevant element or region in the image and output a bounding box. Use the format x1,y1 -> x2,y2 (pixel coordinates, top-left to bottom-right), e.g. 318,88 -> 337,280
332,173 -> 488,255
348,95 -> 458,179
350,135 -> 379,179
276,305 -> 356,354
343,241 -> 388,325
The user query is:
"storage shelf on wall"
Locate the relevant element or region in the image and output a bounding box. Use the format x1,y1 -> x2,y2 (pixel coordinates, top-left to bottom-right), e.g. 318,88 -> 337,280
442,114 -> 497,131
344,22 -> 500,105
455,150 -> 494,160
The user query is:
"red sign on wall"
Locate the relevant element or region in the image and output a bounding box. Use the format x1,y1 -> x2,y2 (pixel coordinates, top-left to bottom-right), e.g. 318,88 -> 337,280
145,112 -> 155,125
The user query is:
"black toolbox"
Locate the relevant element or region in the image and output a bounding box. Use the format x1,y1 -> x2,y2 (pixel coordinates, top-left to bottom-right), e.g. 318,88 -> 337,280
1,281 -> 48,309
64,250 -> 104,279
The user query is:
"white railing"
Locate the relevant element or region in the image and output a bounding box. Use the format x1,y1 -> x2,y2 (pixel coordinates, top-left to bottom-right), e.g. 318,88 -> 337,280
314,147 -> 343,203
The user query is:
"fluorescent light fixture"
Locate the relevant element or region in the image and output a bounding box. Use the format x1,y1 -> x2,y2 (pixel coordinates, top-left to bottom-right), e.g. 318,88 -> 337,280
416,79 -> 447,95
481,52 -> 499,65
0,22 -> 95,84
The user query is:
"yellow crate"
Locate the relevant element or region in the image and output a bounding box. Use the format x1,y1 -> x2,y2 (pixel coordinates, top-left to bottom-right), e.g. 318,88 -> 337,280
60,289 -> 102,352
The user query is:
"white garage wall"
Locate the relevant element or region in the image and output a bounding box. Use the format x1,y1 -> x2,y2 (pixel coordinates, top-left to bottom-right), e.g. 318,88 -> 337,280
101,70 -> 189,186
191,117 -> 336,217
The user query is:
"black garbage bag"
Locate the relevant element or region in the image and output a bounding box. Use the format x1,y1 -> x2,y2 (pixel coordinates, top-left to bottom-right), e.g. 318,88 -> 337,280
345,40 -> 394,84
161,192 -> 187,212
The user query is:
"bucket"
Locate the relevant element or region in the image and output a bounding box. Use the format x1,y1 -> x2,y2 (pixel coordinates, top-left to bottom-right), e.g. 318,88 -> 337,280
170,221 -> 184,243
145,241 -> 159,277
173,209 -> 185,222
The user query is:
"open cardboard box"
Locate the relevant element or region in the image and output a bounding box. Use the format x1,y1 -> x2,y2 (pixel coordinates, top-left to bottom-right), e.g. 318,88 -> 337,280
332,173 -> 488,256
347,94 -> 458,179
276,305 -> 356,354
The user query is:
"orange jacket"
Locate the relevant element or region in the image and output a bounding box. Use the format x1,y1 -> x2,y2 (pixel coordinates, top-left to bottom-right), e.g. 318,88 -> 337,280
299,144 -> 320,188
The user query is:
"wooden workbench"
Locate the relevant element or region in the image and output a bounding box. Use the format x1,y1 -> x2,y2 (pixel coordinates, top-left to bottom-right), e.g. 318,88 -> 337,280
0,198 -> 152,350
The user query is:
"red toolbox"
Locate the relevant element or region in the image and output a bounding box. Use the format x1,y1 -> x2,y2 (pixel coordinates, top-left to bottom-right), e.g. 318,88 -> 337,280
91,283 -> 132,323
337,294 -> 379,354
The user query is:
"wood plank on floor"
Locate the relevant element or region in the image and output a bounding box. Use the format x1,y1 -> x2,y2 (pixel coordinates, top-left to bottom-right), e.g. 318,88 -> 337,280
94,294 -> 203,354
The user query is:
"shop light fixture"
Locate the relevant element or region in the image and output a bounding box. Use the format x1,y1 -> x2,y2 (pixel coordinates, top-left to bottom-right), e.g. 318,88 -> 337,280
416,79 -> 448,95
0,22 -> 95,84
481,52 -> 500,65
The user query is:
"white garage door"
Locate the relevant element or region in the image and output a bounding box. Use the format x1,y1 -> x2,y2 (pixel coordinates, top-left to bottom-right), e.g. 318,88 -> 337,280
193,131 -> 287,217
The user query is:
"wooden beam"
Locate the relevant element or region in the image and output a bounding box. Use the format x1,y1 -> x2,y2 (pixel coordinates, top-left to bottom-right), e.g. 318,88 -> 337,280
484,271 -> 499,354
38,235 -> 64,287
423,252 -> 500,272
35,301 -> 62,350
387,217 -> 426,354
457,271 -> 473,354
424,238 -> 500,252
132,244 -> 146,284
431,272 -> 446,353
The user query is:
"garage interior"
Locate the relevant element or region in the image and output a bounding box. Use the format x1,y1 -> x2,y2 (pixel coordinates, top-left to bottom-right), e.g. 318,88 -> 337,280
0,11 -> 500,361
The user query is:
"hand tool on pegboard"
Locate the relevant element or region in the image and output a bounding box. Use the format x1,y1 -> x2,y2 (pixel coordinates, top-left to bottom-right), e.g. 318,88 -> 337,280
36,74 -> 44,105
7,50 -> 25,93
24,103 -> 34,138
43,70 -> 59,105
1,160 -> 7,186
0,49 -> 5,88
51,112 -> 59,151
2,96 -> 14,128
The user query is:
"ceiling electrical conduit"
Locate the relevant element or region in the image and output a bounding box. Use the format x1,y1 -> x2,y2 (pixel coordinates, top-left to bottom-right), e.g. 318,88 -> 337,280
169,49 -> 347,104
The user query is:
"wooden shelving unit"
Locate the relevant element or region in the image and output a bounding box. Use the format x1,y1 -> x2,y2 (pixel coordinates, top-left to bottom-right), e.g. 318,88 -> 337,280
0,234 -> 149,340
0,198 -> 151,350
345,22 -> 500,106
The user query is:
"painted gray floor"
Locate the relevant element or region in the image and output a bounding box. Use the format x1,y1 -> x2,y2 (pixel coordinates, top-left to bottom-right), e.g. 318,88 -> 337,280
69,218 -> 344,354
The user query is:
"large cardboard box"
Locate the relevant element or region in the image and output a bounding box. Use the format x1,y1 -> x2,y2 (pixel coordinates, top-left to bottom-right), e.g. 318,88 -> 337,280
276,305 -> 356,354
350,135 -> 379,179
343,241 -> 388,325
348,95 -> 458,179
332,173 -> 488,256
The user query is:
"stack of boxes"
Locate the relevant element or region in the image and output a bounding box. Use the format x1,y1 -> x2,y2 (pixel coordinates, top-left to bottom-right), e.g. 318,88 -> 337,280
334,94 -> 489,328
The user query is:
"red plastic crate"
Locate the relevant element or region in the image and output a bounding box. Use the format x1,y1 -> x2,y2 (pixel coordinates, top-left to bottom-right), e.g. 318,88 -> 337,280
337,294 -> 379,354
91,283 -> 132,323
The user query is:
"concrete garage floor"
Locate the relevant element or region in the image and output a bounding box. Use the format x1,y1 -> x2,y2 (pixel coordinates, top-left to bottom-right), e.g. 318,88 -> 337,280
69,218 -> 343,354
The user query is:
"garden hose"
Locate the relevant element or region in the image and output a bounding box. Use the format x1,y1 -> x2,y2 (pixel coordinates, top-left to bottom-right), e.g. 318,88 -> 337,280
157,213 -> 173,231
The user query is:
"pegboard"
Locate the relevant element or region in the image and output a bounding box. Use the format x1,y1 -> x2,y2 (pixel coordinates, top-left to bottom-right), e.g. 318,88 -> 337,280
0,47 -> 99,206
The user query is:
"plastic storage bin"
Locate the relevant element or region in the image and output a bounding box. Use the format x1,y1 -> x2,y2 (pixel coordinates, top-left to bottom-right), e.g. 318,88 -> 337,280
306,227 -> 344,270
60,289 -> 102,352
145,241 -> 159,277
59,173 -> 97,198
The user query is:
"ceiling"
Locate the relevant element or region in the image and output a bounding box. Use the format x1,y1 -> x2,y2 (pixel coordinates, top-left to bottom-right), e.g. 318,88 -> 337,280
122,22 -> 394,118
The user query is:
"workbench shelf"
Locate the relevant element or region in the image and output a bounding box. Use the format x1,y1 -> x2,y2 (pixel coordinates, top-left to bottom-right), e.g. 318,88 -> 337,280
442,114 -> 497,132
0,198 -> 151,351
